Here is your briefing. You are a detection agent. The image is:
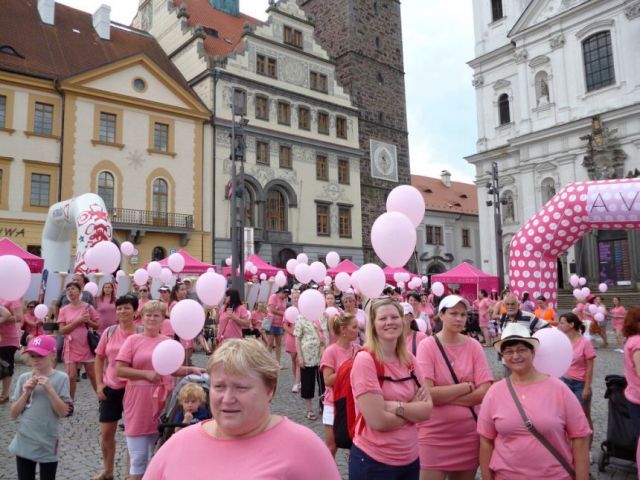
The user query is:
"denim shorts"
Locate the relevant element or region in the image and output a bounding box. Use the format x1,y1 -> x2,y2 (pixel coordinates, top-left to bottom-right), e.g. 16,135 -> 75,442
349,444 -> 419,480
561,377 -> 590,408
269,326 -> 284,336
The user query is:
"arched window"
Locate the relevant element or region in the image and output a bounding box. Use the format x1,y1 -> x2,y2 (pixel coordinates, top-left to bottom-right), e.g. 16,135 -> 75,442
535,71 -> 550,106
582,31 -> 615,92
502,190 -> 515,223
266,189 -> 286,231
498,94 -> 510,125
152,178 -> 168,224
541,178 -> 556,204
97,171 -> 115,211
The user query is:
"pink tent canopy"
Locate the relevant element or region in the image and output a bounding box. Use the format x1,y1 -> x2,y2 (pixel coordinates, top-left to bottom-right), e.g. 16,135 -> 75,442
0,238 -> 44,273
383,266 -> 418,284
221,254 -> 283,278
431,262 -> 499,293
156,250 -> 215,274
327,259 -> 360,277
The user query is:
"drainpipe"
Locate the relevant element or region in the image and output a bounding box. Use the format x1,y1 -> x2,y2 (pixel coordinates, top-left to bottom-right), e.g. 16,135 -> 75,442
211,68 -> 219,266
54,79 -> 65,202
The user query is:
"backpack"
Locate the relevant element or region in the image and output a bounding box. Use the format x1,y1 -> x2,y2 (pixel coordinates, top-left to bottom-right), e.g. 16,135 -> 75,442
332,349 -> 420,449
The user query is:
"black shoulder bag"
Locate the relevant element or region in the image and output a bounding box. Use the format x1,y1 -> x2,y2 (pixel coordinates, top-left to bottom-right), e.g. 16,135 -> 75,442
505,377 -> 576,479
433,335 -> 477,421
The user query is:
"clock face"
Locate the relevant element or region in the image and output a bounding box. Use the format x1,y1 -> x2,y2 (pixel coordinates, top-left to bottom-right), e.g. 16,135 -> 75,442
370,140 -> 398,181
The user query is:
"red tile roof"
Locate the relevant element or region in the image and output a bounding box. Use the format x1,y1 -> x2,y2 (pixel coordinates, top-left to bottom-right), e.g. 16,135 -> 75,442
176,0 -> 262,58
0,0 -> 198,101
411,174 -> 479,215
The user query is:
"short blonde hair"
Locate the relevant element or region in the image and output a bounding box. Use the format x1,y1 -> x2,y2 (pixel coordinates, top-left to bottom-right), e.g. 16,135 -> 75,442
364,298 -> 410,365
332,312 -> 356,336
141,300 -> 166,316
178,382 -> 206,405
208,339 -> 279,392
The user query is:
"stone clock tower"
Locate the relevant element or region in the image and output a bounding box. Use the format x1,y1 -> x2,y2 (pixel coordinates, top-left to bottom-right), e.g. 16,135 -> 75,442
299,0 -> 411,263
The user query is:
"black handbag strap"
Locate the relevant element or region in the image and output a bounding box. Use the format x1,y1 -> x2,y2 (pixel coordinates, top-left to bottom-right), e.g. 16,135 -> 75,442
505,377 -> 576,478
433,335 -> 477,421
412,331 -> 417,356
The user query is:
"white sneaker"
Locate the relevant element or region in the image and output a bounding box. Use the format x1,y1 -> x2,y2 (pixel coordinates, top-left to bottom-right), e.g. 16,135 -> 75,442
614,348 -> 624,353
291,383 -> 300,393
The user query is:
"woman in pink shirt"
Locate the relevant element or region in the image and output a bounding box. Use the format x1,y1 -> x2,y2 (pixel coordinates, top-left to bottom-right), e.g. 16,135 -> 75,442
58,282 -> 100,400
217,289 -> 250,343
0,300 -> 22,403
93,294 -> 140,480
610,296 -> 627,349
558,312 -> 596,447
135,285 -> 152,323
349,298 -> 433,479
478,323 -> 591,480
283,289 -> 301,392
21,301 -> 43,343
320,312 -> 360,456
116,300 -> 203,479
145,338 -> 341,480
95,282 -> 117,334
622,307 -> 640,472
416,295 -> 493,479
477,289 -> 493,346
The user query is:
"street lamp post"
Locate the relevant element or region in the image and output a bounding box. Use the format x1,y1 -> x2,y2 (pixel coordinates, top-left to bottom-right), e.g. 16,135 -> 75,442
486,161 -> 506,292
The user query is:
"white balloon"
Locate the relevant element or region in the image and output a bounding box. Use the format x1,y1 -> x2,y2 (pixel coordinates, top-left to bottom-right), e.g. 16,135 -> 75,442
120,241 -> 135,256
326,251 -> 340,268
296,253 -> 309,264
83,282 -> 99,296
286,259 -> 298,274
295,263 -> 312,284
147,261 -> 162,279
357,264 -> 386,299
386,184 -> 426,228
309,262 -> 327,283
335,272 -> 351,292
431,282 -> 445,296
168,253 -> 185,273
159,267 -> 173,284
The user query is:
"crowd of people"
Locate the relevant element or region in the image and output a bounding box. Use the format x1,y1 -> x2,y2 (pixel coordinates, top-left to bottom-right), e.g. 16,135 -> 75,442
1,272 -> 640,480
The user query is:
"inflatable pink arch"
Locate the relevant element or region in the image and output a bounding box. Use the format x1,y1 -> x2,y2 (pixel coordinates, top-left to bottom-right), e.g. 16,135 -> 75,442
509,178 -> 640,307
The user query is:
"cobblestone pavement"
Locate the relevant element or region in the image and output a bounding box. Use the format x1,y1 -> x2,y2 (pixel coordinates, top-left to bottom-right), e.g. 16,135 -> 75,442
0,336 -> 637,479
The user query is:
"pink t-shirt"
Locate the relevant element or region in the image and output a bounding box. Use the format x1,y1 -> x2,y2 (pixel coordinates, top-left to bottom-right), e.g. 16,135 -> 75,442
218,305 -> 249,342
405,331 -> 427,356
0,299 -> 22,348
624,335 -> 640,404
57,303 -> 100,362
478,297 -> 493,326
267,294 -> 285,328
416,336 -> 493,443
564,336 -> 596,382
95,325 -> 137,390
320,343 -> 360,406
477,377 -> 592,480
251,311 -> 265,329
610,306 -> 627,329
22,312 -> 43,337
351,350 -> 423,466
95,298 -> 117,335
144,417 -> 341,480
116,333 -> 174,436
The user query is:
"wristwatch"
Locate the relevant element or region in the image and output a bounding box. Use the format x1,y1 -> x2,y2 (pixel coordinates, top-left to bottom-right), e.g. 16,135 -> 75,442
395,401 -> 405,418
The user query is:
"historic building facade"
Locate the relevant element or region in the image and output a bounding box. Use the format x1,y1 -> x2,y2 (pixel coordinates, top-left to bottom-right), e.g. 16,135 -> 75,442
134,0 -> 364,267
0,0 -> 212,272
467,0 -> 640,289
299,0 -> 412,263
412,171 -> 481,275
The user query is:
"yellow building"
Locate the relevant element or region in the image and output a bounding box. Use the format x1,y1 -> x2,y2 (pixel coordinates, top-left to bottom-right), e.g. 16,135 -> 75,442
0,0 -> 212,272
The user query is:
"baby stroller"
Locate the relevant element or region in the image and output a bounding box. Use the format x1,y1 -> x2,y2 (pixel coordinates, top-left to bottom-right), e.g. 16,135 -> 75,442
157,373 -> 212,447
598,374 -> 639,473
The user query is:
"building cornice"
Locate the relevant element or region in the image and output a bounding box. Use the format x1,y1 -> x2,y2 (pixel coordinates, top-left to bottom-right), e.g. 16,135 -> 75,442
467,44 -> 515,70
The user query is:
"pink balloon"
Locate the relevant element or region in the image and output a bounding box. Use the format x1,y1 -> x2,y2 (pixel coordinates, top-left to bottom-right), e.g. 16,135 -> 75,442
0,255 -> 31,301
415,318 -> 428,333
335,272 -> 351,292
386,185 -> 426,228
284,306 -> 299,323
170,299 -> 205,340
371,212 -> 416,268
34,304 -> 49,320
207,267 -> 215,273
120,241 -> 135,256
133,268 -> 149,287
274,272 -> 287,287
298,289 -> 325,322
569,274 -> 580,288
259,273 -> 267,281
195,272 -> 227,306
421,276 -> 428,283
397,281 -> 405,289
286,258 -> 298,274
325,307 -> 339,318
580,287 -> 591,298
578,277 -> 587,286
147,261 -> 162,279
431,282 -> 445,297
159,267 -> 173,284
296,253 -> 309,264
393,272 -> 403,283
350,270 -> 360,289
225,257 -> 232,266
152,339 -> 185,375
324,275 -> 332,286
533,328 -> 572,377
90,241 -> 121,274
597,306 -> 607,316
84,282 -> 99,296
357,263 -> 385,299
594,313 -> 605,323
116,269 -> 126,279
168,253 -> 185,273
309,262 -> 327,283
573,288 -> 583,300
326,251 -> 340,268
84,247 -> 97,269
294,263 -> 312,284
133,248 -> 139,256
588,304 -> 598,315
598,283 -> 608,293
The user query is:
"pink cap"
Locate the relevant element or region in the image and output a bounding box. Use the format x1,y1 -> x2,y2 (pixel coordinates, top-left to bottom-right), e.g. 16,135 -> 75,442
24,335 -> 57,356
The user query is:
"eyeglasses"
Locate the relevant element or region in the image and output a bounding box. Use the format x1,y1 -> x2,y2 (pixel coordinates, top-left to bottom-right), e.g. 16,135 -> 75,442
501,347 -> 531,357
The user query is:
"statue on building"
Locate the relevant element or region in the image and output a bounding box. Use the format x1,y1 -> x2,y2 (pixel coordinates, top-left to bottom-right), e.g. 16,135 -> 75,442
581,115 -> 627,180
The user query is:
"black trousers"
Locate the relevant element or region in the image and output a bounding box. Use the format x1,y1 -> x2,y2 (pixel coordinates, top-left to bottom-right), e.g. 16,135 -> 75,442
16,456 -> 58,480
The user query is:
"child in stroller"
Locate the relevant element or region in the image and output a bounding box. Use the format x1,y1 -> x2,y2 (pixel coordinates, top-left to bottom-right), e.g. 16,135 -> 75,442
158,374 -> 211,446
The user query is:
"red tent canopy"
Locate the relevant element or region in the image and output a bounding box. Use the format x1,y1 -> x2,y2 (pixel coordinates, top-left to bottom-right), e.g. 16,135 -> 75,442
431,262 -> 498,293
327,259 -> 360,277
221,254 -> 284,278
383,266 -> 418,284
0,238 -> 44,273
156,250 -> 215,274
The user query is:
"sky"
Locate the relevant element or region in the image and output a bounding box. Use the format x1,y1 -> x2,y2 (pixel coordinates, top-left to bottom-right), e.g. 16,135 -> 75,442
58,0 -> 477,184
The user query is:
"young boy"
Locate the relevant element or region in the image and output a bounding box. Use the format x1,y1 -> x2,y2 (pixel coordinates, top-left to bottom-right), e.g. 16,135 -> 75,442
175,383 -> 209,430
